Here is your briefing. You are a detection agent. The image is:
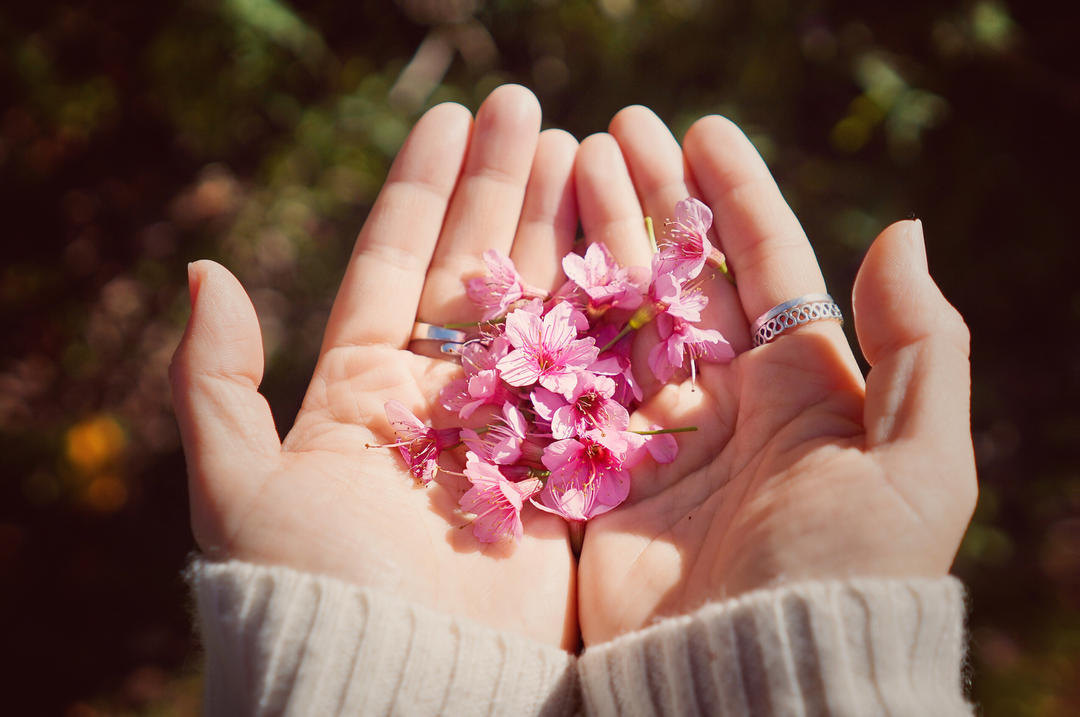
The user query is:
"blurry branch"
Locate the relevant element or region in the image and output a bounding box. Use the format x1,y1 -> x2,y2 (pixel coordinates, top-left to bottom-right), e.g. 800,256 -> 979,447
389,29 -> 457,113
389,22 -> 497,113
389,0 -> 495,113
224,0 -> 330,70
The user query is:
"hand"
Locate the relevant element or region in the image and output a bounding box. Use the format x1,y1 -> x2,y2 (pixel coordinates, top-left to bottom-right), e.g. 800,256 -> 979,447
170,85 -> 580,649
573,107 -> 977,645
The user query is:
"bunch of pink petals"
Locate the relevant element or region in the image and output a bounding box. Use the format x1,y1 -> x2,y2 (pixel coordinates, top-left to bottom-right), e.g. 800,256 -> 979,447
378,199 -> 735,544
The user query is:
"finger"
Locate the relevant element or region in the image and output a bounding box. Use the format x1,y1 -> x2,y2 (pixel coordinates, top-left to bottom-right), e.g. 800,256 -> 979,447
854,220 -> 976,521
856,220 -> 974,450
419,84 -> 542,324
683,116 -> 832,331
574,132 -> 666,399
608,106 -> 750,353
508,128 -> 579,294
574,132 -> 652,268
320,102 -> 472,352
169,261 -> 282,551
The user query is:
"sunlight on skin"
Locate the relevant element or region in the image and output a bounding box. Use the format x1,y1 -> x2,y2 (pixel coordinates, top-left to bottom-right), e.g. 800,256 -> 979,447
576,109 -> 974,645
173,86 -> 974,654
172,86 -> 579,650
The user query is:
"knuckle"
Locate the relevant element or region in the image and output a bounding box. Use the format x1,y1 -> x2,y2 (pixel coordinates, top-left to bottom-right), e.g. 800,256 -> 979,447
939,304 -> 971,357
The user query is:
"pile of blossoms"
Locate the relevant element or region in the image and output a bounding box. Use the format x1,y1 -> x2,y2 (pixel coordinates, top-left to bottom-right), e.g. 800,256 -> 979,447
373,199 -> 735,543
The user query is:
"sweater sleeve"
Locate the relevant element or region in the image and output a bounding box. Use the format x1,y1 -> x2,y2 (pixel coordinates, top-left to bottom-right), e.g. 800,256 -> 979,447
577,577 -> 972,717
187,559 -> 579,717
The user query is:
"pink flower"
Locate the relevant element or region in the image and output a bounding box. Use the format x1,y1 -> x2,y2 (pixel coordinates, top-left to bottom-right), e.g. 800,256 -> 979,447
460,452 -> 542,543
562,242 -> 646,311
497,301 -> 599,396
644,432 -> 679,464
461,402 -> 537,465
649,266 -> 708,323
602,354 -> 643,406
380,400 -> 460,485
647,313 -> 735,383
622,426 -> 679,468
531,372 -> 630,440
657,198 -> 723,280
466,249 -> 545,320
441,338 -> 516,419
537,429 -> 644,521
589,328 -> 643,405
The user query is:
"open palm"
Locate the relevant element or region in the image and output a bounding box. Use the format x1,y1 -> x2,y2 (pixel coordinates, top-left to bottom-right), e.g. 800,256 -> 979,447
171,86 -> 583,649
571,108 -> 976,645
173,88 -> 976,654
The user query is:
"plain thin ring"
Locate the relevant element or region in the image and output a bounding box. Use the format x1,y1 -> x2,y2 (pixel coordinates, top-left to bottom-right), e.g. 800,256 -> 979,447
410,322 -> 468,344
751,293 -> 843,348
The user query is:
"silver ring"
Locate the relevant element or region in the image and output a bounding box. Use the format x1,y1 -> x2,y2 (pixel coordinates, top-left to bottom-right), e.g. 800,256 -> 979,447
410,322 -> 468,344
751,293 -> 843,347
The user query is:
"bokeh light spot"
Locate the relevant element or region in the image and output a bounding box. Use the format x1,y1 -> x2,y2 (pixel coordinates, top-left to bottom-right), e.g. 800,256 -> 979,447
65,415 -> 126,475
83,475 -> 129,514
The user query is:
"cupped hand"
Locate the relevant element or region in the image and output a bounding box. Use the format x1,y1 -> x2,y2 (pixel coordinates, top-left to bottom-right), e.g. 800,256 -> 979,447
170,85 -> 580,649
573,107 -> 977,645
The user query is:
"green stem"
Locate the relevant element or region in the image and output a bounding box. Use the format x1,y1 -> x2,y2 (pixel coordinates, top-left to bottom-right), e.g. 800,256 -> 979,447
633,426 -> 698,435
598,322 -> 635,354
707,250 -> 736,286
718,260 -> 735,286
597,303 -> 658,353
645,216 -> 657,253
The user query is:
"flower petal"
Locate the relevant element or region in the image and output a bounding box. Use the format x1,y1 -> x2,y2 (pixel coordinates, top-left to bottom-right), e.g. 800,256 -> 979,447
384,399 -> 427,439
496,349 -> 540,387
541,438 -> 581,472
550,405 -> 576,440
503,307 -> 542,350
530,386 -> 564,421
645,432 -> 679,464
675,197 -> 713,233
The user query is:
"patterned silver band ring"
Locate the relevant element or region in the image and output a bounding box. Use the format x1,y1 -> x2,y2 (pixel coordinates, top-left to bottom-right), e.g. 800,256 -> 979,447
751,293 -> 843,348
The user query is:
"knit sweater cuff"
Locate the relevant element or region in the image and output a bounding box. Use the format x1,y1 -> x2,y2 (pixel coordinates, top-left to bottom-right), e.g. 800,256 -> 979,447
188,559 -> 578,717
578,577 -> 972,717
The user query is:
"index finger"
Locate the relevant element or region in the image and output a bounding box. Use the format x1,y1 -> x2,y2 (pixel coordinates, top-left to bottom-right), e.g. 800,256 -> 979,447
320,102 -> 473,353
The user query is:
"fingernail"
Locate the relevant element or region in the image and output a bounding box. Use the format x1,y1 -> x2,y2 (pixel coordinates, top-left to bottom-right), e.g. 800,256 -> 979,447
909,219 -> 929,273
186,262 -> 202,308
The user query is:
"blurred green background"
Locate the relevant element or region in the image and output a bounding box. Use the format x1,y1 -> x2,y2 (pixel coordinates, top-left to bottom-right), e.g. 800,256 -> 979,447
1,0 -> 1077,713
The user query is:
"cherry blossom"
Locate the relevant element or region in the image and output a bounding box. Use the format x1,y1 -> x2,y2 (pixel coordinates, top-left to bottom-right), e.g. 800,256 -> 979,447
497,301 -> 599,396
657,198 -> 726,280
460,452 -> 542,543
562,242 -> 645,311
376,198 -> 727,543
649,265 -> 708,323
537,429 -> 644,521
461,402 -> 538,465
531,372 -> 629,440
379,400 -> 460,485
465,249 -> 545,320
647,313 -> 735,383
441,338 -> 516,419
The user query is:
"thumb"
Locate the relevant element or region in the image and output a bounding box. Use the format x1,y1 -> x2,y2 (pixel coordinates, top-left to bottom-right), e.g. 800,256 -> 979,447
170,260 -> 281,551
853,220 -> 976,520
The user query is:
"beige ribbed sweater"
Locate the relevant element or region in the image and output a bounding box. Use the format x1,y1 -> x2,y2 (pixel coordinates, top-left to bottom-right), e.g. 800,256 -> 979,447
190,560 -> 972,716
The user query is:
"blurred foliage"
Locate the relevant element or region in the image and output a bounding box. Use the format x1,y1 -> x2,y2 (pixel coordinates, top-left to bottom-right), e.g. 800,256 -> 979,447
0,0 -> 1077,713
